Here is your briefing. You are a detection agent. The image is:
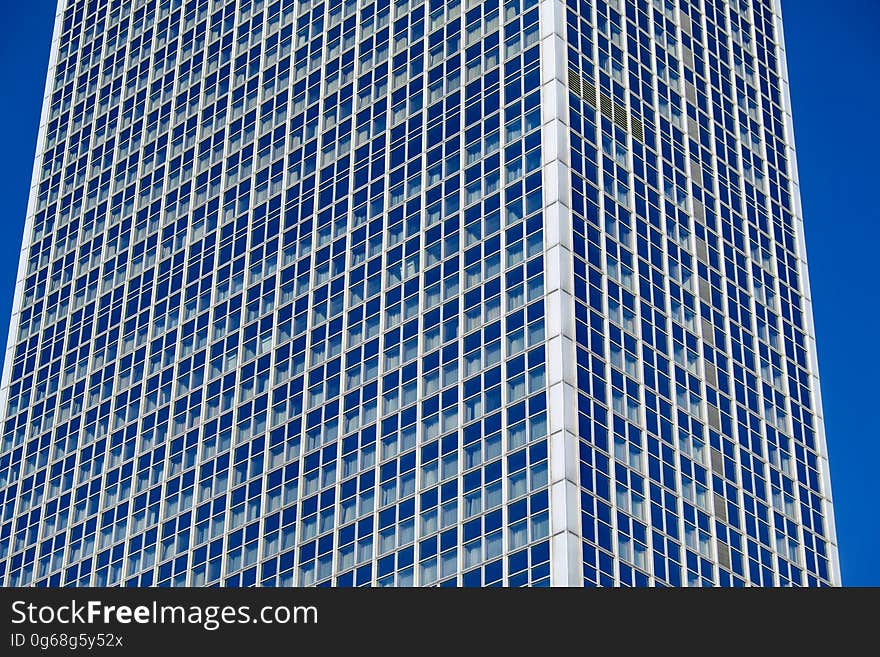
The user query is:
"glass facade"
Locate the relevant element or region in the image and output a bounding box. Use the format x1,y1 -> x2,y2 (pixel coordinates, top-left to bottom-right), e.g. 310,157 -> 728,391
563,0 -> 837,586
0,0 -> 837,588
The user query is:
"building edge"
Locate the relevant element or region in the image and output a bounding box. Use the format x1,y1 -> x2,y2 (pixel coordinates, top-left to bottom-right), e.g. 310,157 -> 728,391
540,0 -> 582,587
772,0 -> 840,586
0,0 -> 66,421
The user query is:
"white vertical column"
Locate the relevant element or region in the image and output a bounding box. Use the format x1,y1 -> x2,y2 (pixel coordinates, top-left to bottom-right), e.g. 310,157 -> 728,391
540,0 -> 582,587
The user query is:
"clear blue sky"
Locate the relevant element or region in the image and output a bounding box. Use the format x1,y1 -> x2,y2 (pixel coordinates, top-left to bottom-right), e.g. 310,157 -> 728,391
0,1 -> 876,585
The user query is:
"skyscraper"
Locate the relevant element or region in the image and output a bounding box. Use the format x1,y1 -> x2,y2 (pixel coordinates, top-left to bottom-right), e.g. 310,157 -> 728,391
0,0 -> 837,588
